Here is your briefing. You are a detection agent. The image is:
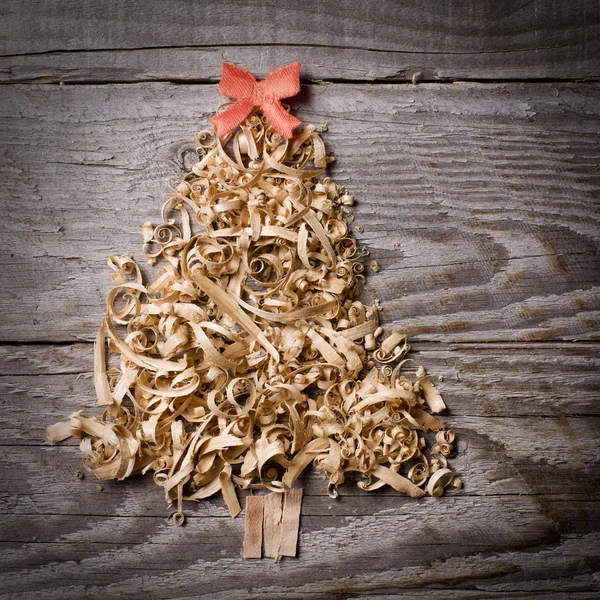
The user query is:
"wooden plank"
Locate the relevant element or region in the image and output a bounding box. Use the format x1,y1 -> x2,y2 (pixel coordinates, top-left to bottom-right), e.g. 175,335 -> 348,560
1,83 -> 598,343
277,489 -> 303,558
1,423 -> 598,514
4,412 -> 599,507
242,495 -> 263,559
0,499 -> 581,556
1,343 -> 599,516
262,492 -> 283,558
2,344 -> 600,449
0,1 -> 598,82
3,440 -> 600,516
0,507 -> 597,598
0,344 -> 92,375
2,442 -> 600,529
2,343 -> 597,414
0,362 -> 598,594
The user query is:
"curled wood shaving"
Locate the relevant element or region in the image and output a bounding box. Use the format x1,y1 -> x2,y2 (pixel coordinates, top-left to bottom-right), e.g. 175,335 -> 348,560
48,108 -> 458,527
418,367 -> 447,414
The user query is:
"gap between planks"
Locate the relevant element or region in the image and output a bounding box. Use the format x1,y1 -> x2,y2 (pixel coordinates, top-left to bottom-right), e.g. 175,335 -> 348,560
3,78 -> 598,86
1,40 -> 592,59
2,340 -> 600,346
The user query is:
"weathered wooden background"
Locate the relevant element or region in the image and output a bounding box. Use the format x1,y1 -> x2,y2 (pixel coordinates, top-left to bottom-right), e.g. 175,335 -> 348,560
1,1 -> 599,599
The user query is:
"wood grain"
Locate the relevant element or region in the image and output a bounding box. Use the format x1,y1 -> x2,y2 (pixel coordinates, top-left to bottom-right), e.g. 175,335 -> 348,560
1,8 -> 599,595
278,489 -> 303,558
3,341 -> 600,507
1,83 -> 598,343
262,492 -> 283,559
1,0 -> 599,83
5,410 -> 600,504
0,342 -> 598,596
0,500 -> 597,599
243,496 -> 263,559
3,343 -> 598,414
3,443 -> 599,517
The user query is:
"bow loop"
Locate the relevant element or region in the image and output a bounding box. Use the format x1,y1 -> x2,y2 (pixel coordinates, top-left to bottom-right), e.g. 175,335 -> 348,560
218,63 -> 256,99
263,63 -> 301,100
209,62 -> 302,139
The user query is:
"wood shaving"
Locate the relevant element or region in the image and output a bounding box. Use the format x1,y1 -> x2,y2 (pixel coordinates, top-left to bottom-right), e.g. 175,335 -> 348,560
262,492 -> 283,558
243,495 -> 263,559
420,376 -> 447,414
244,489 -> 303,560
48,108 -> 459,533
277,489 -> 303,558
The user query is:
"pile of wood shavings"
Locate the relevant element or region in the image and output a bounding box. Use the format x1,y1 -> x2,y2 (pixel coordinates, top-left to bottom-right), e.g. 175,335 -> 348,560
47,109 -> 459,525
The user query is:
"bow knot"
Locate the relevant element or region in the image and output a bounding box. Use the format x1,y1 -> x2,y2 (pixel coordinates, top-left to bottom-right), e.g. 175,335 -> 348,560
251,81 -> 268,105
209,63 -> 302,139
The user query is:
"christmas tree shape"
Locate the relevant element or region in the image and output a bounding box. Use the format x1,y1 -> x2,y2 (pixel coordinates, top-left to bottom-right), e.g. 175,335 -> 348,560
48,63 -> 458,556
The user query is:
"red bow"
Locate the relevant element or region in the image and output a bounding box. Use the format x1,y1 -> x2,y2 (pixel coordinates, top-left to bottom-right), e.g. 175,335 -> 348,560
209,63 -> 302,139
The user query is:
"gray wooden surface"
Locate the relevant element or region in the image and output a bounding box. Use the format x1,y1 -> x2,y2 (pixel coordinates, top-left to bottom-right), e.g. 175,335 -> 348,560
0,1 -> 599,599
1,0 -> 599,82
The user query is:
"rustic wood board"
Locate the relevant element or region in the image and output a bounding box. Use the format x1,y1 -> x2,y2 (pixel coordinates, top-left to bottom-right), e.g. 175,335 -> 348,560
1,5 -> 599,597
1,0 -> 599,82
1,82 -> 599,343
0,343 -> 600,599
0,343 -> 598,598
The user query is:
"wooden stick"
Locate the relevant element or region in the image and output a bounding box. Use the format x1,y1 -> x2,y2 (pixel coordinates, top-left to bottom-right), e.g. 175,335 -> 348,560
278,489 -> 303,558
263,492 -> 284,558
243,495 -> 264,559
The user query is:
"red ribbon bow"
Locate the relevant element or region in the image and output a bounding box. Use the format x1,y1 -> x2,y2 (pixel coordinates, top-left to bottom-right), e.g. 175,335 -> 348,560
209,62 -> 302,139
